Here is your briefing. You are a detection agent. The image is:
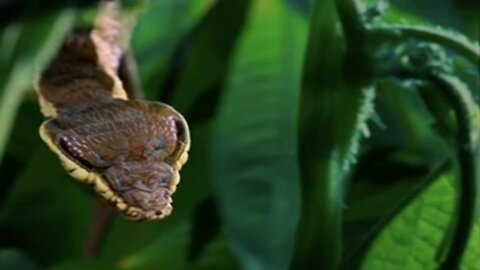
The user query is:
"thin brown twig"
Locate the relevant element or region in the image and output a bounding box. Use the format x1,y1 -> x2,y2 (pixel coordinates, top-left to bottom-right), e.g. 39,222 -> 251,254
84,201 -> 116,258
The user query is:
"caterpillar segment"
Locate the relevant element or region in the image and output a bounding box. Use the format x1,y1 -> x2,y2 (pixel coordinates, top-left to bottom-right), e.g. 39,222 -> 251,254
36,1 -> 190,221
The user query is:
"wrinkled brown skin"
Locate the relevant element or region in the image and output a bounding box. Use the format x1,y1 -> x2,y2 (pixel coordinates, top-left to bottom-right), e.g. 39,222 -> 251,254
37,25 -> 190,220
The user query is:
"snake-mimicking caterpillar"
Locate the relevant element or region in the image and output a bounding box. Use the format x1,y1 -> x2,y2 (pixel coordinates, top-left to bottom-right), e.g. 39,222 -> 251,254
36,1 -> 190,221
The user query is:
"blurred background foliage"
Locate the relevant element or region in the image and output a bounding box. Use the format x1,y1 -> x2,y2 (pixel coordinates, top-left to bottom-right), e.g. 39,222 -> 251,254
0,0 -> 479,269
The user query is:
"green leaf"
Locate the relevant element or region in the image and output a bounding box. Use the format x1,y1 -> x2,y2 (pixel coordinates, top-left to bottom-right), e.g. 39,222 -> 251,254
342,161 -> 450,270
293,0 -> 376,268
188,196 -> 221,262
360,170 -> 480,270
49,259 -> 115,270
0,249 -> 39,270
292,1 -> 344,267
131,0 -> 213,99
211,0 -> 307,269
118,220 -> 239,270
118,221 -> 191,269
190,238 -> 241,270
0,148 -> 93,265
464,218 -> 480,270
0,9 -> 76,164
341,79 -> 454,269
171,0 -> 251,117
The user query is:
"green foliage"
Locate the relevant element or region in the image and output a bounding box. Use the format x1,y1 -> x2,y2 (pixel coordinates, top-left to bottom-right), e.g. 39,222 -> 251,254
0,0 -> 479,270
0,9 -> 76,163
212,1 -> 306,269
361,170 -> 480,270
293,0 -> 375,268
130,0 -> 214,99
0,249 -> 38,270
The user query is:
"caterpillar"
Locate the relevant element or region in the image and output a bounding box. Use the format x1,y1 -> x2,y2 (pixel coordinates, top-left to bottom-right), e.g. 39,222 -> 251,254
36,1 -> 190,221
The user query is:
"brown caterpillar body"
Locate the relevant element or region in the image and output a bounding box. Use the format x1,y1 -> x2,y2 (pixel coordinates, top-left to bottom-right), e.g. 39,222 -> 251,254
37,1 -> 190,221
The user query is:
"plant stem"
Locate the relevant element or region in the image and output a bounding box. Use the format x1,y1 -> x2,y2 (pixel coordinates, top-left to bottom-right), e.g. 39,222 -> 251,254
335,0 -> 367,45
335,1 -> 478,268
370,25 -> 480,70
335,0 -> 374,85
84,201 -> 115,258
395,70 -> 478,269
426,73 -> 478,270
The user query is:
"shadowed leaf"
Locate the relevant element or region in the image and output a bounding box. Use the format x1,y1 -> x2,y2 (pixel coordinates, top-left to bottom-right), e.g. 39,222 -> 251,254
212,1 -> 307,269
0,9 -> 75,164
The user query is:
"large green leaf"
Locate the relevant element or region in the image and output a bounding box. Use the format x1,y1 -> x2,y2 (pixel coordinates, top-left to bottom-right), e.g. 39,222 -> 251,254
211,0 -> 307,269
464,217 -> 480,270
293,0 -> 376,268
131,0 -> 213,99
0,249 -> 39,270
48,259 -> 115,270
188,196 -> 222,262
170,0 -> 251,116
0,9 -> 76,164
341,78 -> 454,265
117,221 -> 193,269
118,220 -> 239,270
0,147 -> 93,265
360,171 -> 480,270
292,2 -> 343,268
